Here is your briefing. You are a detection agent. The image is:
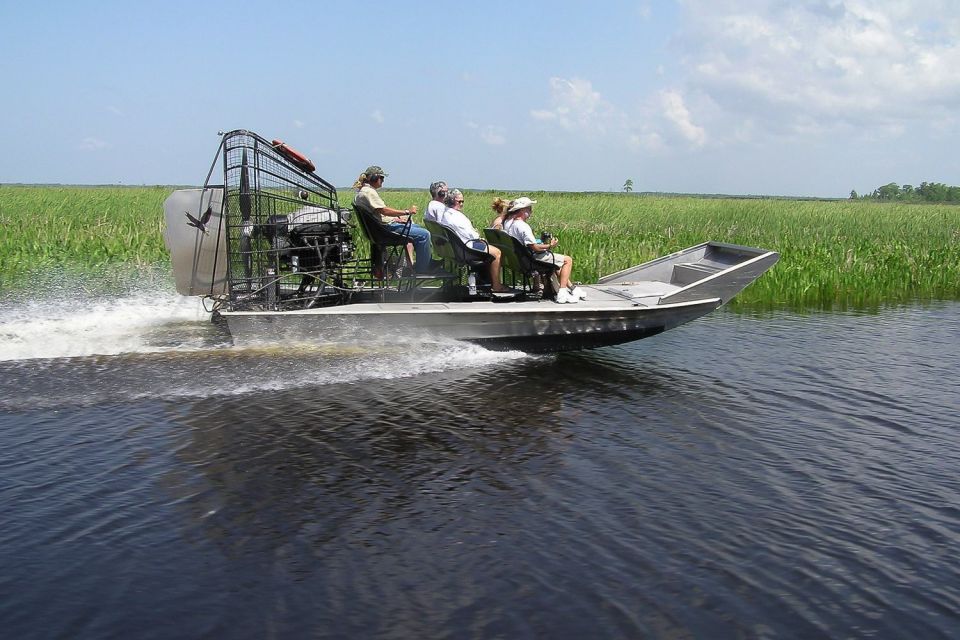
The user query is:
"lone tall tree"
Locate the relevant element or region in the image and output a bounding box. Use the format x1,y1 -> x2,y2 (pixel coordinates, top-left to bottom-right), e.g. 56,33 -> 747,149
622,179 -> 634,193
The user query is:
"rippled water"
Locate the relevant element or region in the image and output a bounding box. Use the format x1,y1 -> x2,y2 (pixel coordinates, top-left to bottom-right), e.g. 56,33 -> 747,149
1,290 -> 958,639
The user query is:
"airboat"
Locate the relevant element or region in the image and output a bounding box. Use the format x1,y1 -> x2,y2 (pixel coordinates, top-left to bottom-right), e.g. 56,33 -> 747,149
163,130 -> 779,353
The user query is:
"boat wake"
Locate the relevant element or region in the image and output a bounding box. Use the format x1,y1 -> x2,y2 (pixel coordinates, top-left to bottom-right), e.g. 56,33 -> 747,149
0,288 -> 219,361
0,284 -> 531,409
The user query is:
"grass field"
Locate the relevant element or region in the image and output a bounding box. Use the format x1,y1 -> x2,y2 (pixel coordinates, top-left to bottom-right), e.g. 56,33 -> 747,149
2,184 -> 958,309
0,186 -> 171,288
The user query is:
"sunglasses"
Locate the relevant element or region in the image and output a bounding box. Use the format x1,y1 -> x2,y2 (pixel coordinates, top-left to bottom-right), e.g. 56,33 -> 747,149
455,200 -> 464,204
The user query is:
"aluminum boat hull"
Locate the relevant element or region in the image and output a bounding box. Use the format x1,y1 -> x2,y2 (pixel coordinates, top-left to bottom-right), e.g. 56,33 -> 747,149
215,241 -> 778,353
218,291 -> 720,353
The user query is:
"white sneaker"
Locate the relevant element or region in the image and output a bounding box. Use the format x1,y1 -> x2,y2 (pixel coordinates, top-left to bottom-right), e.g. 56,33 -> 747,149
555,289 -> 573,304
569,286 -> 587,300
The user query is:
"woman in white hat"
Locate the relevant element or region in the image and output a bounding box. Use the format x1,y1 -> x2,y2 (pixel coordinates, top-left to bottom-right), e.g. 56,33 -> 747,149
501,197 -> 585,303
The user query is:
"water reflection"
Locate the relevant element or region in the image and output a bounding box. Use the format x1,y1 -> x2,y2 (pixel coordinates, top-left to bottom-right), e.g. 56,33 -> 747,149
4,305 -> 960,638
163,356 -> 661,557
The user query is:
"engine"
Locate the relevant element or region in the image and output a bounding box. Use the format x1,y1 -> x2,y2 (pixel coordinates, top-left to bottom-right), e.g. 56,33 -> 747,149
255,207 -> 354,274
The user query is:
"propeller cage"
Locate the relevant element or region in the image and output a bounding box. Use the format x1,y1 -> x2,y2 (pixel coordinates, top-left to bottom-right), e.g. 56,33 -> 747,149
220,130 -> 357,311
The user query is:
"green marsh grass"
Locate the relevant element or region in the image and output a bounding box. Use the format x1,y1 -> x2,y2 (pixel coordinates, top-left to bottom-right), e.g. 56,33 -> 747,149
442,190 -> 960,309
2,184 -> 959,309
0,185 -> 171,287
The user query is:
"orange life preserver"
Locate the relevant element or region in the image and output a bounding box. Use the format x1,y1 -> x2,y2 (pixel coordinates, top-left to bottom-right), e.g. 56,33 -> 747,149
272,139 -> 316,173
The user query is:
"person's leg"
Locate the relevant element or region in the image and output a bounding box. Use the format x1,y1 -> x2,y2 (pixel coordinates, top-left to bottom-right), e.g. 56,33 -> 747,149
385,222 -> 417,272
407,224 -> 432,272
558,256 -> 573,288
487,245 -> 510,291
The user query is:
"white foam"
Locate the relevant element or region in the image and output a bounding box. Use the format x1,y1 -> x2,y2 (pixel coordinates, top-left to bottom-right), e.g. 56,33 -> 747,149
0,320 -> 532,409
152,339 -> 531,400
0,286 -> 533,392
0,290 -> 212,361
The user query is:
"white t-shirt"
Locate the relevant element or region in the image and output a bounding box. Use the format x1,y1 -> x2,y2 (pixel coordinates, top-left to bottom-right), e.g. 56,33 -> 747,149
503,217 -> 538,247
425,199 -> 445,223
504,217 -> 566,265
440,207 -> 480,245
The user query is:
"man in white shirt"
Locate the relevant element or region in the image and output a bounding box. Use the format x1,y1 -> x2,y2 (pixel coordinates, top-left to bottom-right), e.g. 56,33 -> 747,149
440,190 -> 512,293
424,181 -> 447,223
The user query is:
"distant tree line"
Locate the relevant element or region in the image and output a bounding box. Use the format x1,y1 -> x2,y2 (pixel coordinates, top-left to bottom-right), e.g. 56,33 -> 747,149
850,181 -> 960,203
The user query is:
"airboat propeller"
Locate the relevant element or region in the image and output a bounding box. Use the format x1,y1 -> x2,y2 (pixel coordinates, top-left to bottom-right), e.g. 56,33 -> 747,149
239,148 -> 253,284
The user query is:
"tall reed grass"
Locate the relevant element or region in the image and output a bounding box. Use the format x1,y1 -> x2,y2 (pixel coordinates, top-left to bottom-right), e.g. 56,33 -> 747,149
2,185 -> 958,309
439,190 -> 960,309
0,185 -> 171,287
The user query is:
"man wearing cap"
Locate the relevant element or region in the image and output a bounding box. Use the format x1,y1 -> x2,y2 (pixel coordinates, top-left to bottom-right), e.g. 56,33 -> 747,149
353,165 -> 435,274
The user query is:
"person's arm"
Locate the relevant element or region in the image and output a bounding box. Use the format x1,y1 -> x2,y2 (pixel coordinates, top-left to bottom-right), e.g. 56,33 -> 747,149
529,237 -> 558,252
518,222 -> 557,252
377,204 -> 418,223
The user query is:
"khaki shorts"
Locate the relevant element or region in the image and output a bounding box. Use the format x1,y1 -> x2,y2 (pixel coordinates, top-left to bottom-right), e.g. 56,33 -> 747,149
535,251 -> 569,268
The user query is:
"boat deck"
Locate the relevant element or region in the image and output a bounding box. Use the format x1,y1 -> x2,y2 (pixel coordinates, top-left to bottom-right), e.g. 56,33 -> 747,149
258,281 -> 692,316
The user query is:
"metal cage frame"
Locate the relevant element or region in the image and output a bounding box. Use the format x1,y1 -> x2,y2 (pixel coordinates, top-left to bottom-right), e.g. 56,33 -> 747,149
212,130 -> 363,311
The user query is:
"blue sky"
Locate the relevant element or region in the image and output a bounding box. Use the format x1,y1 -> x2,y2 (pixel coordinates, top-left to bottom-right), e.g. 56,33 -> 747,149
2,0 -> 958,197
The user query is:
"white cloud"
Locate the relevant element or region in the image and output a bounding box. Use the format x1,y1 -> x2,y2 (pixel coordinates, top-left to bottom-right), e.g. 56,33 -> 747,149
466,122 -> 506,145
480,126 -> 506,145
524,4 -> 960,160
79,137 -> 108,151
293,119 -> 305,128
660,90 -> 707,146
628,131 -> 664,151
106,105 -> 124,116
530,77 -> 621,137
370,109 -> 384,124
530,76 -> 706,152
677,0 -> 960,138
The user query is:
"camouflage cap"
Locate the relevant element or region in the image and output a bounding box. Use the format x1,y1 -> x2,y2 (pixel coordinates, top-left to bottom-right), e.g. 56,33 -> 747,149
365,165 -> 388,178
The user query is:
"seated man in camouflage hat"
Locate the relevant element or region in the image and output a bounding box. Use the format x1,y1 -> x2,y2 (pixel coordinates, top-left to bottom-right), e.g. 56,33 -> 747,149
352,165 -> 439,274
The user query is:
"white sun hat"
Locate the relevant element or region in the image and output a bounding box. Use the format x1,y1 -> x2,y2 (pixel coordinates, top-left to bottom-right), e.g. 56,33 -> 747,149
508,196 -> 537,212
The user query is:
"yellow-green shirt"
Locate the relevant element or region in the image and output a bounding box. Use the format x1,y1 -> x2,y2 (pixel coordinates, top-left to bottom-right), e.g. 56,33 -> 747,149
354,185 -> 395,223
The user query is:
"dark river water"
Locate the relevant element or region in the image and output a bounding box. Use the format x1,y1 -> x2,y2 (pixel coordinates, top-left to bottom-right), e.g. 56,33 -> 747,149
1,289 -> 958,639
